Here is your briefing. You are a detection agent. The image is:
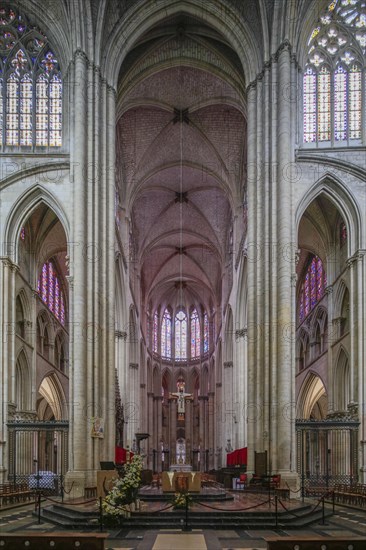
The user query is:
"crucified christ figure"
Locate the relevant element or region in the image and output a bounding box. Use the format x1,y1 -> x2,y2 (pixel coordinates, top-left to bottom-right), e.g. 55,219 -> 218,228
169,381 -> 193,420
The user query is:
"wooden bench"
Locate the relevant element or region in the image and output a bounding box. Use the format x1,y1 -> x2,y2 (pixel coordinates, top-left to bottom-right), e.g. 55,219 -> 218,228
265,536 -> 366,549
0,483 -> 33,508
0,533 -> 108,549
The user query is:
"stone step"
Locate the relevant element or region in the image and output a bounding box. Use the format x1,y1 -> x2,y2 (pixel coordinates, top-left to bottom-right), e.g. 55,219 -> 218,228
38,502 -> 331,530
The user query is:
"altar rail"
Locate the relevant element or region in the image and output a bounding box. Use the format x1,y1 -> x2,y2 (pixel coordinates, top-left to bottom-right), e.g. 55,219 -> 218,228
0,533 -> 108,550
265,536 -> 366,549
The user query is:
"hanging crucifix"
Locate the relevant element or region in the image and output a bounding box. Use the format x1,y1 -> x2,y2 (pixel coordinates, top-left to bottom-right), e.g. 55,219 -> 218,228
169,380 -> 193,421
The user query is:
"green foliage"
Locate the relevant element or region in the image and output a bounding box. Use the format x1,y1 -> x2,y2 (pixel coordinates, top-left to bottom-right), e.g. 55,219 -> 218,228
102,454 -> 143,519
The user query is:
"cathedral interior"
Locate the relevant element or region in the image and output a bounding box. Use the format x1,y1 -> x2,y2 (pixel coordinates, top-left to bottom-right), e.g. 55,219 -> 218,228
0,0 -> 365,505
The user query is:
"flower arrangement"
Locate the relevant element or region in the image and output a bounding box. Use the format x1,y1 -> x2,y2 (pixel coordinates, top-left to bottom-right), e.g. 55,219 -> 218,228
101,454 -> 144,523
172,491 -> 193,509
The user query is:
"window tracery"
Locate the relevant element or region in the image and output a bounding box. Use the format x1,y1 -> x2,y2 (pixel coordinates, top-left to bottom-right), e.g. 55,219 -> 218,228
298,256 -> 327,323
37,260 -> 65,325
304,0 -> 366,144
175,309 -> 187,361
0,6 -> 62,148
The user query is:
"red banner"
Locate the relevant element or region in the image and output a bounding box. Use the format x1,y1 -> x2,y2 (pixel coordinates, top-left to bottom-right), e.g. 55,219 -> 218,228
226,447 -> 247,466
115,446 -> 134,464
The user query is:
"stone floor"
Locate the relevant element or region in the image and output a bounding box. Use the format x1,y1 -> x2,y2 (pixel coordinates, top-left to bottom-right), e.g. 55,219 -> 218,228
1,497 -> 366,549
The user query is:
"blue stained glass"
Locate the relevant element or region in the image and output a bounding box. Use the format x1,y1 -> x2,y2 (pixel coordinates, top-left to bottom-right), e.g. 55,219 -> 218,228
175,310 -> 187,360
161,309 -> 172,359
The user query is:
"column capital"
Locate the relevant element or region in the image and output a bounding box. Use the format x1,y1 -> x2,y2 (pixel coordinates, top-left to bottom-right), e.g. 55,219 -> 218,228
235,328 -> 247,340
129,363 -> 138,370
115,330 -> 127,340
224,361 -> 233,369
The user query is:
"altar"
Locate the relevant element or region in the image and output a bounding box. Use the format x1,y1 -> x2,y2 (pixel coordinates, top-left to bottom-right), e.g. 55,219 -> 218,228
161,471 -> 201,492
169,463 -> 192,472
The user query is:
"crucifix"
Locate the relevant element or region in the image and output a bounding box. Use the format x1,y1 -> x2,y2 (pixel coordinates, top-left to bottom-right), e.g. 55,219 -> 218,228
169,380 -> 193,421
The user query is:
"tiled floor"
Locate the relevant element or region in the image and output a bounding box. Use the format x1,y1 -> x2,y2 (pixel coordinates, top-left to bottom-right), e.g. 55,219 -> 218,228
1,499 -> 366,549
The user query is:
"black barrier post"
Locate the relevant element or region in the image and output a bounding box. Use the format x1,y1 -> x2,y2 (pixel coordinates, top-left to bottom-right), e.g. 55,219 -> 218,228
37,492 -> 41,524
332,490 -> 335,514
322,496 -> 325,525
182,494 -> 191,532
99,496 -> 104,532
275,495 -> 278,529
60,474 -> 64,503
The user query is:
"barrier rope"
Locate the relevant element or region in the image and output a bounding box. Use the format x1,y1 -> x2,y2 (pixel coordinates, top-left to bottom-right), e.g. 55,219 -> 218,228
62,481 -> 75,495
44,496 -> 98,506
196,498 -> 271,512
277,493 -> 325,518
109,500 -> 175,514
285,482 -> 302,493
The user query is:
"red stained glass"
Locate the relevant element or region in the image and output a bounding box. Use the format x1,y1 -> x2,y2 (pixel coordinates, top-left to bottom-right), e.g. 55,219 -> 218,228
38,260 -> 65,325
299,255 -> 326,322
340,220 -> 347,246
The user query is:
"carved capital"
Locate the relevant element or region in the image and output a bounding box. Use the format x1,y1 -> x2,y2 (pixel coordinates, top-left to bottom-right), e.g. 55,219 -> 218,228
115,330 -> 127,340
224,361 -> 233,369
235,328 -> 247,340
129,363 -> 138,370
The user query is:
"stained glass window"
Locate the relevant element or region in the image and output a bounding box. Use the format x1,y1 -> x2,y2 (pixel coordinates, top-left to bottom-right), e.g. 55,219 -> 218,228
348,64 -> 361,138
203,312 -> 209,353
334,65 -> 347,140
20,227 -> 25,240
318,67 -> 331,141
161,309 -> 172,359
190,309 -> 200,359
153,311 -> 158,354
303,68 -> 317,142
38,260 -> 66,325
304,0 -> 365,144
175,310 -> 187,360
0,7 -> 62,148
299,256 -> 327,322
340,220 -> 347,246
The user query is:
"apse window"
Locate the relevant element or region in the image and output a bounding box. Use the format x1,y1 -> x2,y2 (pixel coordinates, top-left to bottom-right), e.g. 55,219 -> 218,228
303,0 -> 365,146
0,6 -> 62,148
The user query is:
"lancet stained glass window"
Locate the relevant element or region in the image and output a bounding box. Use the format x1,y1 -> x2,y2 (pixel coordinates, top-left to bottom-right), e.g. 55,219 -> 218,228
203,312 -> 209,353
153,311 -> 158,354
190,309 -> 200,359
0,6 -> 62,147
175,310 -> 187,360
299,256 -> 327,323
340,220 -> 348,246
37,260 -> 66,325
304,0 -> 365,144
161,309 -> 172,359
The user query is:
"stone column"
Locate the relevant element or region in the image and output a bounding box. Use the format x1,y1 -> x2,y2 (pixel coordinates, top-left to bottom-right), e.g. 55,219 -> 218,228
325,287 -> 334,412
169,399 -> 177,464
0,259 -> 13,483
246,82 -> 257,475
185,398 -> 192,464
208,391 -> 215,470
275,43 -> 296,482
66,50 -> 88,497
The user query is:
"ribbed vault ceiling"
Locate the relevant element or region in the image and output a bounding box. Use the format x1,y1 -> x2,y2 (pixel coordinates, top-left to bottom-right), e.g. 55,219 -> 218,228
116,17 -> 246,313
